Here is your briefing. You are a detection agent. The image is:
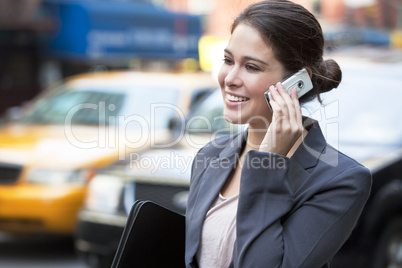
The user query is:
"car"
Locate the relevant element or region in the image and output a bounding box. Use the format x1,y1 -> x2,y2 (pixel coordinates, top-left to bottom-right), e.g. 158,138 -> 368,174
0,70 -> 218,236
75,60 -> 402,268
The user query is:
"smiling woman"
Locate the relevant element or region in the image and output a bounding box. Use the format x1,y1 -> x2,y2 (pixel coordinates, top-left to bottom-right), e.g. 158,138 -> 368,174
185,1 -> 372,268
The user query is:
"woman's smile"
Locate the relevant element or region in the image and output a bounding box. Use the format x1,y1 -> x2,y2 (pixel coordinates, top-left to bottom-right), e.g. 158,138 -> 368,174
225,92 -> 250,107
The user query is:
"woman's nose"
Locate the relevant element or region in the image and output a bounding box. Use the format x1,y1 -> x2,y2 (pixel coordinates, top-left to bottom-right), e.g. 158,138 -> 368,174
224,66 -> 242,88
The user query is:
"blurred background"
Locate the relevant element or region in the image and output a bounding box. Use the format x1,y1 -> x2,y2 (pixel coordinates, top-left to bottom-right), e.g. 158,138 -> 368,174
1,0 -> 401,116
0,0 -> 401,267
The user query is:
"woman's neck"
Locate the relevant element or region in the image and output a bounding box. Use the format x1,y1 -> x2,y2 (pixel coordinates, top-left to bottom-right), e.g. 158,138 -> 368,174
246,126 -> 267,151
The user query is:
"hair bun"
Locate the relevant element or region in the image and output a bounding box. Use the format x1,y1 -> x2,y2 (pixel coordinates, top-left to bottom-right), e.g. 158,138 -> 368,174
317,59 -> 342,93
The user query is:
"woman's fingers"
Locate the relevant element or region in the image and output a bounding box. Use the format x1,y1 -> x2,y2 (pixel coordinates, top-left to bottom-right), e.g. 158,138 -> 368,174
265,83 -> 303,156
270,83 -> 300,126
270,83 -> 288,116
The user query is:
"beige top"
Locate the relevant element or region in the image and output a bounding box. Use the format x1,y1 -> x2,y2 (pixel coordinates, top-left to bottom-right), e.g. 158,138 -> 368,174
196,193 -> 239,268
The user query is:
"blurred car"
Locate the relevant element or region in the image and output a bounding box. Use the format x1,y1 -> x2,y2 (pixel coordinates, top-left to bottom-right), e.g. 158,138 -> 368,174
75,61 -> 402,268
0,70 -> 218,235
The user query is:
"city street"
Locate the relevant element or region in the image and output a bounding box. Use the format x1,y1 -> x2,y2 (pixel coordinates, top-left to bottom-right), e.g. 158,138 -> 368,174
1,0 -> 401,267
0,232 -> 86,268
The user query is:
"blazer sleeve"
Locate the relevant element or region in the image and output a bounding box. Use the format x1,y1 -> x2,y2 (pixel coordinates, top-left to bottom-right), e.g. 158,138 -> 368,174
232,150 -> 372,268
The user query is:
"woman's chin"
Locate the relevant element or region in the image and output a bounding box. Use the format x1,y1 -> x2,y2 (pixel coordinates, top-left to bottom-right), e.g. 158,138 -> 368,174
223,112 -> 244,125
223,115 -> 272,131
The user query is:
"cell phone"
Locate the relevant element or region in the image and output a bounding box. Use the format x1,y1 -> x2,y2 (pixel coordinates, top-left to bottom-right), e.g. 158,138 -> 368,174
264,68 -> 313,111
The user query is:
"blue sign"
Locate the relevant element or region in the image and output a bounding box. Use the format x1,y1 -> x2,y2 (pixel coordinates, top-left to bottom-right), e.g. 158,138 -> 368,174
42,0 -> 202,62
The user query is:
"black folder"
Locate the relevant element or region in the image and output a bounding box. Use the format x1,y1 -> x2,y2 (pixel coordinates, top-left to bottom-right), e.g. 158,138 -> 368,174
111,200 -> 185,268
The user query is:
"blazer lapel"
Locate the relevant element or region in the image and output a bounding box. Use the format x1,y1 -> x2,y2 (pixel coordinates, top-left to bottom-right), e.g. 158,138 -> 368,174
187,131 -> 247,261
289,118 -> 328,192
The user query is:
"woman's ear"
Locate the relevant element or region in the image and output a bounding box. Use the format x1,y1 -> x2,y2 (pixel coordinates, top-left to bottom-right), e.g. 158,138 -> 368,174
304,67 -> 312,78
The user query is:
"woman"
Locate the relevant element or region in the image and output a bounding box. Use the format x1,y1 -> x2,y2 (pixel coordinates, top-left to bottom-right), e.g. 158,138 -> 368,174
185,1 -> 372,268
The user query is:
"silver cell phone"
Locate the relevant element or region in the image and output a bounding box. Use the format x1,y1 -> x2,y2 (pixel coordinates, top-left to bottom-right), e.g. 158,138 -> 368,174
264,68 -> 313,111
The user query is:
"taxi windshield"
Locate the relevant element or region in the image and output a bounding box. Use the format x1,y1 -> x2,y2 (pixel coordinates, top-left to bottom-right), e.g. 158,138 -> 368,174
21,85 -> 180,129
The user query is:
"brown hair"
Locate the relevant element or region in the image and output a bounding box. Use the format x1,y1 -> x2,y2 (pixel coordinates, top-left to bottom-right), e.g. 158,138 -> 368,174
231,0 -> 342,104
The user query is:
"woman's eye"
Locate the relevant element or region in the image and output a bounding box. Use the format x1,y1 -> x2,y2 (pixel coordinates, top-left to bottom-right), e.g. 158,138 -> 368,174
223,58 -> 233,65
246,64 -> 260,72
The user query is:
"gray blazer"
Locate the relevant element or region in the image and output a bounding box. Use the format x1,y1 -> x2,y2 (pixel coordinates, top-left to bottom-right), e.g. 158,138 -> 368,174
185,118 -> 372,268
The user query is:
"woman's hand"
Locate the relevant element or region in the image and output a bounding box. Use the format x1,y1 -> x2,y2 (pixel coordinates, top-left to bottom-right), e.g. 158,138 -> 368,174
259,82 -> 303,156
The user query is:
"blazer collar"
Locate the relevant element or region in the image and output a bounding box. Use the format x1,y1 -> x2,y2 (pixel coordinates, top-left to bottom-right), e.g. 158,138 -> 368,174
192,131 -> 246,212
291,117 -> 327,170
216,130 -> 247,160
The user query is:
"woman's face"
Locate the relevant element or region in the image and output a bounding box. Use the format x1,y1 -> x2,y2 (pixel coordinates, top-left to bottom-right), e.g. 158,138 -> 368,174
218,23 -> 286,127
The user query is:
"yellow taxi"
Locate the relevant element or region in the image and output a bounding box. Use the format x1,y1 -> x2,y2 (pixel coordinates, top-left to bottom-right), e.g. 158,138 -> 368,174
0,70 -> 217,234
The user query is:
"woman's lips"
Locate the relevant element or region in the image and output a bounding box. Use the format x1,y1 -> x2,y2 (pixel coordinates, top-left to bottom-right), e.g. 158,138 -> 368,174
225,93 -> 250,107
